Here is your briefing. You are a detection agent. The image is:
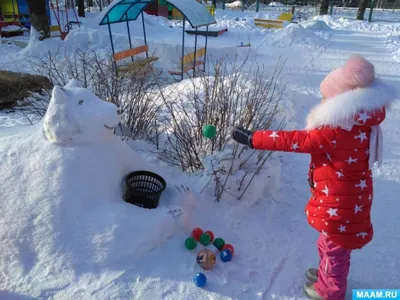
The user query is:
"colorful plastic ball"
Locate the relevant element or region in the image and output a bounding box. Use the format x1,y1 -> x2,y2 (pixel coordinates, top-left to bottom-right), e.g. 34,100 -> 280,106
192,228 -> 203,241
220,249 -> 233,262
222,244 -> 234,255
199,233 -> 211,246
196,249 -> 216,270
193,272 -> 207,287
213,238 -> 225,250
204,230 -> 214,242
185,237 -> 197,250
202,125 -> 216,139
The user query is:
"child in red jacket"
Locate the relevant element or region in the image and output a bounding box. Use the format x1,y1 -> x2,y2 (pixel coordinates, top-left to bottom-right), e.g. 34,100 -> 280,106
231,56 -> 397,299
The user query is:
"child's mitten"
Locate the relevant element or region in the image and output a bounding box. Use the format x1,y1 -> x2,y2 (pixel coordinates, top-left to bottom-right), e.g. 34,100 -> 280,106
231,126 -> 253,148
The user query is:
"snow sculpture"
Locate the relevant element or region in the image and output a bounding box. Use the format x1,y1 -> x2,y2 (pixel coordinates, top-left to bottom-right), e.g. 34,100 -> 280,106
43,79 -> 121,144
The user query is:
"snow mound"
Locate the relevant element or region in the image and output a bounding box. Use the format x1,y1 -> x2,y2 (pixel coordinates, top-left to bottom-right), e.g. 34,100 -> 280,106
300,19 -> 332,31
64,26 -> 129,53
226,0 -> 242,8
159,76 -> 283,204
21,27 -> 64,57
268,2 -> 285,6
265,23 -> 326,48
312,15 -> 400,33
1,25 -> 28,32
0,82 -> 181,297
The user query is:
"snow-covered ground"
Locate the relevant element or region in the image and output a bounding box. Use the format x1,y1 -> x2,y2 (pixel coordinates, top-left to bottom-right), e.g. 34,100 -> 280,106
0,4 -> 400,300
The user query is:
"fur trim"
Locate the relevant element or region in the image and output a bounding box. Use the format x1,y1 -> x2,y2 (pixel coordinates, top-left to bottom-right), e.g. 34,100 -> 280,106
306,79 -> 398,130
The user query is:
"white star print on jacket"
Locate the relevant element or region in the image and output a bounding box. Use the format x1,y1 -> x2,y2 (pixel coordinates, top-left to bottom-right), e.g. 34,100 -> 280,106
250,79 -> 397,250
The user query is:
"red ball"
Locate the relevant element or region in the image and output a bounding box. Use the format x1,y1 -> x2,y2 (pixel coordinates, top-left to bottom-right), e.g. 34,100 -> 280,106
192,228 -> 203,241
222,244 -> 234,255
204,231 -> 214,242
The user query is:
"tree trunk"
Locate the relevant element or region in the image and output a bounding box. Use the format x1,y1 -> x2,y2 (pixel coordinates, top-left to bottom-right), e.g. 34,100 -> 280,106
319,0 -> 329,14
27,0 -> 50,40
357,0 -> 368,19
78,0 -> 85,17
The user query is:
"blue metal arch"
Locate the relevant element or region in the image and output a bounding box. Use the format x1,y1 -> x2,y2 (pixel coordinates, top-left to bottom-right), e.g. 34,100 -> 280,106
99,0 -> 216,28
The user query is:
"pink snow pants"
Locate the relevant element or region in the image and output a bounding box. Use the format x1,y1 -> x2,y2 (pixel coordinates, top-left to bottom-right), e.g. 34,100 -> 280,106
314,234 -> 352,300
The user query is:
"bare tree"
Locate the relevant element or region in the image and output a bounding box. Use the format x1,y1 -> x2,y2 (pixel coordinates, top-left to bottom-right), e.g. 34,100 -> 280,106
357,0 -> 369,20
319,0 -> 330,14
27,0 -> 50,39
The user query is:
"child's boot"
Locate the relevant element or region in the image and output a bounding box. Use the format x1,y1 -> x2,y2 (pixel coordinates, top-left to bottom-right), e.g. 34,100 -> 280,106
303,282 -> 324,300
305,268 -> 318,282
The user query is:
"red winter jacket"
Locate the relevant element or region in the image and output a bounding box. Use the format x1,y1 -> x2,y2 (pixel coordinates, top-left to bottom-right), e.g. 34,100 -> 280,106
252,81 -> 395,250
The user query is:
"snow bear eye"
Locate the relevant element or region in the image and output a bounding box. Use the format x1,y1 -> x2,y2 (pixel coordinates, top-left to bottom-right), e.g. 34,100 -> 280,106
78,100 -> 84,105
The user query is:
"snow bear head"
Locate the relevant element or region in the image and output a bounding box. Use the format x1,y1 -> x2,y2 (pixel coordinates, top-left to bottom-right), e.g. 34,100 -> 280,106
43,79 -> 121,145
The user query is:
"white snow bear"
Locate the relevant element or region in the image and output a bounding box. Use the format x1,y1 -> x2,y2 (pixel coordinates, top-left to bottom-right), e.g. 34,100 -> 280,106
43,79 -> 121,145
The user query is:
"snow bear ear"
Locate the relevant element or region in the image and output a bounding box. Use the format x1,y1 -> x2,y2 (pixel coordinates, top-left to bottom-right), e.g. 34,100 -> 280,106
52,85 -> 68,105
64,79 -> 83,89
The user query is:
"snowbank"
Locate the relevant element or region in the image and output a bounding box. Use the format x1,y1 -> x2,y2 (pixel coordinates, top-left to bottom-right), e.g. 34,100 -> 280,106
264,23 -> 327,48
158,75 -> 283,204
0,81 -> 182,297
20,27 -> 64,58
1,25 -> 28,32
313,15 -> 400,33
226,0 -> 242,9
64,26 -> 129,53
300,19 -> 332,31
268,2 -> 285,7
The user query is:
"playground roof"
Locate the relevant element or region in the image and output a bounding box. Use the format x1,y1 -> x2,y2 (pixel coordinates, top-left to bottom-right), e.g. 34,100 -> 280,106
99,0 -> 216,28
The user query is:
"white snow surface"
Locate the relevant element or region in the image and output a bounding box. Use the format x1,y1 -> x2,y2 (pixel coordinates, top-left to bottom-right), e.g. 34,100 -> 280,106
225,1 -> 242,9
268,2 -> 285,7
1,5 -> 400,300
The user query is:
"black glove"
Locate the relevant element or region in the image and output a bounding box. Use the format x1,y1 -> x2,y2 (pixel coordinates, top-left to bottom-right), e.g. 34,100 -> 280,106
231,126 -> 253,148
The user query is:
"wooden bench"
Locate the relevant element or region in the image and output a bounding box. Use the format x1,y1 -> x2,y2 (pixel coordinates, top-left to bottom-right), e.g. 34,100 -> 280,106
168,47 -> 205,76
254,12 -> 293,29
206,5 -> 215,16
278,12 -> 293,22
113,44 -> 159,72
50,25 -> 61,37
254,19 -> 283,29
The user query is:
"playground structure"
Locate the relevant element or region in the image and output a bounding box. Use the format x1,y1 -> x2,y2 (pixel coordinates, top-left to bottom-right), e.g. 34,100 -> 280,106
254,10 -> 294,29
144,0 -> 215,20
86,0 -> 112,12
100,0 -> 216,81
0,0 -> 50,37
0,0 -> 79,40
49,0 -> 80,40
144,0 -> 226,37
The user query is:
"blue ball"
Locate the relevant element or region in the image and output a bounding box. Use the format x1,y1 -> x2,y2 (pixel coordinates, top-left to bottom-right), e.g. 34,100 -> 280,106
220,249 -> 232,262
193,272 -> 207,287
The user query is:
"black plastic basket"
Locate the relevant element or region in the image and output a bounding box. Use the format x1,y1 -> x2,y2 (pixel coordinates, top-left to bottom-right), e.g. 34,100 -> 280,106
124,171 -> 167,209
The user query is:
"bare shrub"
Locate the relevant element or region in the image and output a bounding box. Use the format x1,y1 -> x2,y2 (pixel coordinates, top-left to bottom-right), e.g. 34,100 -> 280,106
28,43 -> 164,142
157,57 -> 288,200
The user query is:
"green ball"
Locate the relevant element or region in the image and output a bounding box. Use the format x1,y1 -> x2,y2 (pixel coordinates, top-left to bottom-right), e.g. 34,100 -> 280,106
199,233 -> 211,246
185,237 -> 197,250
202,125 -> 216,139
213,238 -> 225,250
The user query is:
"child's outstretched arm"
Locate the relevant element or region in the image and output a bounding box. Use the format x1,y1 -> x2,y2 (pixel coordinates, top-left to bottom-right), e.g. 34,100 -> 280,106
231,126 -> 337,154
